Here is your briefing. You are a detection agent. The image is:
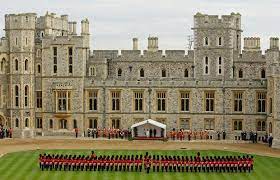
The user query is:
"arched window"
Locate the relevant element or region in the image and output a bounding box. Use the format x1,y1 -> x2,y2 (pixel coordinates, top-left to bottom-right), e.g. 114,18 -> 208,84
24,85 -> 29,107
15,59 -> 19,71
37,64 -> 41,74
25,118 -> 29,127
261,69 -> 266,78
204,56 -> 209,75
89,119 -> 93,129
49,119 -> 53,129
238,69 -> 243,78
162,69 -> 166,77
15,85 -> 19,107
73,119 -> 77,129
184,69 -> 189,77
262,121 -> 266,131
60,119 -> 67,129
218,37 -> 222,46
117,68 -> 122,77
94,119 -> 98,129
24,59 -> 28,71
15,118 -> 19,128
217,57 -> 223,75
140,68 -> 144,77
204,37 -> 209,46
0,58 -> 5,73
234,121 -> 237,130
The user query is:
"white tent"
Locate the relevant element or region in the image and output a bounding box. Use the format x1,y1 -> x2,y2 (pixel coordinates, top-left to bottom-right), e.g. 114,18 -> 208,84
131,119 -> 167,138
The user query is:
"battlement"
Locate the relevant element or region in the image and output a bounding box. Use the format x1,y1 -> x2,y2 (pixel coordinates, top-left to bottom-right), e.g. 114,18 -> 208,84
193,12 -> 241,30
5,13 -> 36,30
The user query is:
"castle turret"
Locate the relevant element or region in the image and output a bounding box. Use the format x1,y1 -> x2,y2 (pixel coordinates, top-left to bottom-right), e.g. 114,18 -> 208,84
132,38 -> 138,50
147,37 -> 158,52
81,18 -> 90,47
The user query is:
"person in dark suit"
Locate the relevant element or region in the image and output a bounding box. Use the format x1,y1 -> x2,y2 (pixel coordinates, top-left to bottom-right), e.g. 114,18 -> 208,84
153,129 -> 157,137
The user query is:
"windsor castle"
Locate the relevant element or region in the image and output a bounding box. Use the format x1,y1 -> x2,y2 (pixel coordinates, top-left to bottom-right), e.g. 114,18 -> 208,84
0,12 -> 280,148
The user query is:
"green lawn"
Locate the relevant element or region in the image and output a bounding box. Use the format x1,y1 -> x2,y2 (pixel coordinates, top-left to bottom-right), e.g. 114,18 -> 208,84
0,149 -> 279,180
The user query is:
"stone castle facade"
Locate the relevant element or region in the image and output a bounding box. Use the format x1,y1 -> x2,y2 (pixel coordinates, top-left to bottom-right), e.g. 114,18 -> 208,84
0,12 -> 280,148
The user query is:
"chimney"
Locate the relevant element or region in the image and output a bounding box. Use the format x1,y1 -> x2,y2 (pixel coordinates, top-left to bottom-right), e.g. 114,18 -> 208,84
147,36 -> 158,52
270,37 -> 279,50
133,38 -> 138,50
244,37 -> 260,51
72,22 -> 77,35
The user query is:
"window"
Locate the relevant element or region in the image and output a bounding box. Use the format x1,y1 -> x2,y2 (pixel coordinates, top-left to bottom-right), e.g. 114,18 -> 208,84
205,91 -> 215,112
59,119 -> 67,129
15,85 -> 19,107
15,37 -> 18,45
36,118 -> 42,129
15,59 -> 19,71
73,119 -> 77,129
15,118 -> 19,128
204,37 -> 209,46
111,118 -> 120,129
24,59 -> 28,71
269,122 -> 272,133
117,68 -> 122,77
238,69 -> 243,78
0,58 -> 5,73
184,69 -> 189,77
204,57 -> 209,75
36,91 -> 42,108
89,90 -> 98,111
25,16 -> 28,22
37,64 -> 41,74
257,120 -> 266,131
180,92 -> 190,112
49,119 -> 53,129
233,120 -> 243,131
218,37 -> 223,46
180,118 -> 190,130
89,119 -> 98,129
162,69 -> 166,77
217,57 -> 223,75
24,85 -> 29,107
261,69 -> 266,79
157,92 -> 166,111
140,68 -> 144,77
56,91 -> 71,112
36,49 -> 41,57
68,47 -> 73,74
53,47 -> 57,74
89,67 -> 96,76
111,91 -> 120,111
233,92 -> 243,112
134,92 -> 143,111
204,119 -> 215,130
269,98 -> 273,114
25,37 -> 28,45
257,92 -> 266,113
25,118 -> 29,128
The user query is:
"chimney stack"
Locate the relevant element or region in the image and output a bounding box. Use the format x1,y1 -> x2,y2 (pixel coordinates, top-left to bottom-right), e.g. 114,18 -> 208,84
270,37 -> 279,50
147,36 -> 158,52
133,38 -> 138,50
243,37 -> 260,51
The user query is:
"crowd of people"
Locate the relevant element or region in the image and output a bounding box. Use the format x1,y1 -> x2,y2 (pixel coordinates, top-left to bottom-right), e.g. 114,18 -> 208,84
0,124 -> 12,139
39,151 -> 254,173
85,128 -> 132,140
168,129 -> 226,141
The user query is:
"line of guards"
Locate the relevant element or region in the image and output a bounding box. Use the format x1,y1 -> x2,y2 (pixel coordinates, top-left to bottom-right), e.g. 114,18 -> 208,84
39,152 -> 254,173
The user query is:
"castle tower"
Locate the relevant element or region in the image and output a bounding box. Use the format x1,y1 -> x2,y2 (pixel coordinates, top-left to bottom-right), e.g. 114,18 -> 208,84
192,12 -> 242,80
265,37 -> 280,148
5,13 -> 36,137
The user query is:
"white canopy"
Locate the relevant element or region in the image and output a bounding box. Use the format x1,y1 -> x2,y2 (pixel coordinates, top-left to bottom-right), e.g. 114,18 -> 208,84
131,119 -> 166,138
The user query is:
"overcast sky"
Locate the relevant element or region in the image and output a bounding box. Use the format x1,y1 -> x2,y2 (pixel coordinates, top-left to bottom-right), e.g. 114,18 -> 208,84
0,0 -> 279,51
